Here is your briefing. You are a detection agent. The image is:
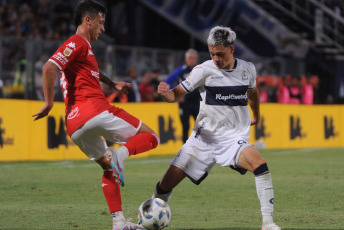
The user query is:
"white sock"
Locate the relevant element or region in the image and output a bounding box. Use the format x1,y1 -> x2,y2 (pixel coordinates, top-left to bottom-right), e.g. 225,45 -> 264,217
118,146 -> 129,160
113,146 -> 129,171
112,211 -> 126,224
255,172 -> 274,226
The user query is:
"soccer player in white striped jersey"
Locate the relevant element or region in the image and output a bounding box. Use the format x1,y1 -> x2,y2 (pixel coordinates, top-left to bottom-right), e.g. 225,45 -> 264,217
153,26 -> 281,230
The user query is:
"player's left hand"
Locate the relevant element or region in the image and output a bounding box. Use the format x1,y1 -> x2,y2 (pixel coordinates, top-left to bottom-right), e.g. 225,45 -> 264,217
32,103 -> 53,121
113,82 -> 132,94
250,117 -> 259,126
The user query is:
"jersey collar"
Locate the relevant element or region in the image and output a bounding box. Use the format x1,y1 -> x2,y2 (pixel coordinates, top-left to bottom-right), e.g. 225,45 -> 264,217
223,59 -> 237,72
77,34 -> 92,48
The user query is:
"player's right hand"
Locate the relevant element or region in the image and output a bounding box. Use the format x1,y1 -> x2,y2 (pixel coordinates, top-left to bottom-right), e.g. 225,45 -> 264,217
157,82 -> 170,96
32,103 -> 53,121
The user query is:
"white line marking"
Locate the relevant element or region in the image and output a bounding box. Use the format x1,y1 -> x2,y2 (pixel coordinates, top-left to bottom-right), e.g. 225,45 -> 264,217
0,158 -> 171,171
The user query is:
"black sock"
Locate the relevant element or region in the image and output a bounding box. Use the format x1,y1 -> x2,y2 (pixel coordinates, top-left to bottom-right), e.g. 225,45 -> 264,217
156,182 -> 171,195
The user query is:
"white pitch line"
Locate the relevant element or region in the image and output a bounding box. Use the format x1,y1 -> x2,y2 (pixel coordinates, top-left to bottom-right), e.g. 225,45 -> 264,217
0,158 -> 171,171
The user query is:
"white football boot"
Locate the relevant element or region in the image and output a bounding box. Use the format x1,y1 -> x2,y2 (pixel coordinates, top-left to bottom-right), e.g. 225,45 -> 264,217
262,223 -> 281,230
113,219 -> 145,230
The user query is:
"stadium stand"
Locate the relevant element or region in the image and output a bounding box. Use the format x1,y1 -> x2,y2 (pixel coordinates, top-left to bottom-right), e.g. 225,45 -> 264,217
0,0 -> 343,104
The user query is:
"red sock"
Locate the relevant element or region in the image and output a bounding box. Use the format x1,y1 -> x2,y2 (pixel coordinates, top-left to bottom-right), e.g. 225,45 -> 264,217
102,171 -> 122,213
124,133 -> 159,156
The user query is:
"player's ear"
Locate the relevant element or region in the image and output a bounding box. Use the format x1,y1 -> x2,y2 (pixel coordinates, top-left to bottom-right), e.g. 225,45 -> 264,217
230,45 -> 235,54
84,15 -> 92,26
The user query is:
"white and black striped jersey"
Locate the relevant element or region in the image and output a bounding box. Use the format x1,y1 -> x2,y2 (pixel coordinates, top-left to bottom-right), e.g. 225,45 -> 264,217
180,58 -> 256,143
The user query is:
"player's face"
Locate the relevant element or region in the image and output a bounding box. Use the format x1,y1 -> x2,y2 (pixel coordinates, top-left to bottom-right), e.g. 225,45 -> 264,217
185,52 -> 197,68
208,44 -> 234,69
89,12 -> 105,42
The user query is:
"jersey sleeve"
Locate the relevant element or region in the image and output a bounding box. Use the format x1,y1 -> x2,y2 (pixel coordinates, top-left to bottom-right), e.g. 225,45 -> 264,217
180,65 -> 205,93
48,37 -> 85,70
248,62 -> 257,90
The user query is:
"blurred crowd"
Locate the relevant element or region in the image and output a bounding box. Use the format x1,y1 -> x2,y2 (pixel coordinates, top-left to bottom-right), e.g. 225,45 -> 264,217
102,64 -> 324,105
0,0 -> 74,40
0,0 -> 343,105
102,66 -> 163,103
257,74 -> 321,105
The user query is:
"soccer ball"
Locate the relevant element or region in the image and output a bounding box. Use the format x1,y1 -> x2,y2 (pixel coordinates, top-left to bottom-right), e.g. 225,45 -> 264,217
138,198 -> 171,230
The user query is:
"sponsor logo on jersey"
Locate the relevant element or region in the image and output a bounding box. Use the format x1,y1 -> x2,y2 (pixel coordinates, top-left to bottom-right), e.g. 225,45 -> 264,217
88,49 -> 94,55
205,85 -> 248,106
52,52 -> 69,65
63,47 -> 73,57
215,93 -> 247,101
241,70 -> 248,80
67,107 -> 80,120
67,42 -> 75,49
91,70 -> 99,78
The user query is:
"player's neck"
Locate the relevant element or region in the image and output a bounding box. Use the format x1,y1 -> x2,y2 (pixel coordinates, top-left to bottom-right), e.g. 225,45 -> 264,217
76,26 -> 91,43
223,57 -> 236,70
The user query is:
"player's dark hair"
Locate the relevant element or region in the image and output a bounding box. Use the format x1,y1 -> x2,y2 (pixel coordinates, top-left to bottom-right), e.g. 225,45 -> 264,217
213,30 -> 232,47
207,26 -> 236,47
74,0 -> 106,27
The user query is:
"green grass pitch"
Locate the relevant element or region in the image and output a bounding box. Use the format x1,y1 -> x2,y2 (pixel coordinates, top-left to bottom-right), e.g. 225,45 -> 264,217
0,148 -> 343,229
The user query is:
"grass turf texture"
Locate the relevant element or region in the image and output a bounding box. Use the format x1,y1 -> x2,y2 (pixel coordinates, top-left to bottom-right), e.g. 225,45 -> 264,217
0,148 -> 343,229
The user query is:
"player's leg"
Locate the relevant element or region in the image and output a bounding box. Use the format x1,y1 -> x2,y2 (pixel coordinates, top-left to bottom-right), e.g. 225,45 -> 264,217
153,136 -> 215,202
107,122 -> 159,183
102,109 -> 159,185
237,146 -> 281,230
71,126 -> 143,229
97,156 -> 144,230
153,165 -> 187,202
123,122 -> 159,156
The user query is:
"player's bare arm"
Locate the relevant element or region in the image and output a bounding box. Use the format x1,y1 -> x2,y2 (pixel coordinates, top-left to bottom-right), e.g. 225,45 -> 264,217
158,82 -> 187,103
32,61 -> 59,121
247,87 -> 260,126
99,70 -> 132,93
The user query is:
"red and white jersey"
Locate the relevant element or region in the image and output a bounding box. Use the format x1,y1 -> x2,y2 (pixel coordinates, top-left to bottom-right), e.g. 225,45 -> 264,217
49,34 -> 115,136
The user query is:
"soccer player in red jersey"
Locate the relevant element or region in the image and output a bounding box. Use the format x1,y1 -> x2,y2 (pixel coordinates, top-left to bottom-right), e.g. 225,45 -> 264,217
32,1 -> 158,229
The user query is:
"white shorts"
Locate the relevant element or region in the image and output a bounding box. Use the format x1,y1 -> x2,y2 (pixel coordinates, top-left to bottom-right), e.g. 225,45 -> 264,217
171,135 -> 253,184
71,110 -> 142,161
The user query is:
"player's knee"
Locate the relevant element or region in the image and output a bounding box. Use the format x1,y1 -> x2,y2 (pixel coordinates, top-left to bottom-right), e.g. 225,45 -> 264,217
151,133 -> 160,149
253,162 -> 269,176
